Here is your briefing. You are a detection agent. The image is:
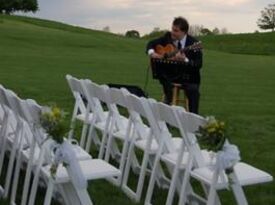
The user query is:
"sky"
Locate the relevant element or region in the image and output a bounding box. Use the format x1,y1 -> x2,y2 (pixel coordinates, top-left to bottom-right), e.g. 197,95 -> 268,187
21,0 -> 274,35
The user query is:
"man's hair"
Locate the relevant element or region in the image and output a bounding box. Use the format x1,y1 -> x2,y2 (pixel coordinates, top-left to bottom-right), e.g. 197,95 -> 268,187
173,17 -> 189,32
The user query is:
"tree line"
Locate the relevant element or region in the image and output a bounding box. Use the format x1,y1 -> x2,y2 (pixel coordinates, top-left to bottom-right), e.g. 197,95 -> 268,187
0,0 -> 38,14
122,3 -> 275,38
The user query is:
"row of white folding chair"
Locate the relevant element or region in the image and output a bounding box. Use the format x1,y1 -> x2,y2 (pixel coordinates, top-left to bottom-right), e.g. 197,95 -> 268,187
66,76 -> 273,205
67,75 -> 141,165
81,80 -> 176,197
67,76 -> 148,188
0,86 -> 95,205
144,101 -> 273,205
177,110 -> 273,205
81,79 -> 155,189
24,98 -> 122,205
0,85 -> 122,205
67,76 -> 186,202
0,86 -> 32,201
0,85 -> 62,205
143,101 -> 215,205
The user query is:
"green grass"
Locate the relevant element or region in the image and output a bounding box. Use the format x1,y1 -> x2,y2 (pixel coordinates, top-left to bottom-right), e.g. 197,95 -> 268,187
0,14 -> 275,205
199,32 -> 275,55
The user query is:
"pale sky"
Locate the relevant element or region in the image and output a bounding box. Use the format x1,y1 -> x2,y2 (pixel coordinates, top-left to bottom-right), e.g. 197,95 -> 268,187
21,0 -> 274,35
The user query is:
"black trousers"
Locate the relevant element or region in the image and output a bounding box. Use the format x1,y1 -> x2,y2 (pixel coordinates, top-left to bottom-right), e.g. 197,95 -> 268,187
161,80 -> 200,114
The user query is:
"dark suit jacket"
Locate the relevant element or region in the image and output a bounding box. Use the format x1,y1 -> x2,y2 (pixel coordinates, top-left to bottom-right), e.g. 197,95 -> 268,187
146,32 -> 203,84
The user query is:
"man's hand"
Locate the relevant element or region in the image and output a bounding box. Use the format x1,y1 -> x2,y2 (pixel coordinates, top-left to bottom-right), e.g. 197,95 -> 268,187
150,52 -> 163,59
174,52 -> 186,61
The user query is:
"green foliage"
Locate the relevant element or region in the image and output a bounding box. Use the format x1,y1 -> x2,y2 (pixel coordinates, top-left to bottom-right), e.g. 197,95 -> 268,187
257,3 -> 275,32
142,29 -> 168,40
40,105 -> 67,143
0,0 -> 38,14
201,28 -> 213,35
0,15 -> 275,205
125,30 -> 140,38
199,31 -> 275,55
196,116 -> 226,152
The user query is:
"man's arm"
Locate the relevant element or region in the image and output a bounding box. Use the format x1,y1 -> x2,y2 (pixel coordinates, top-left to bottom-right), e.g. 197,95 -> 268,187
185,50 -> 203,70
145,32 -> 171,56
184,36 -> 203,70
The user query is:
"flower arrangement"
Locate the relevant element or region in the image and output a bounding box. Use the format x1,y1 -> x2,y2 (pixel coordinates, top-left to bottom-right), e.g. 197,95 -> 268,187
196,116 -> 226,152
40,105 -> 68,177
197,116 -> 241,187
40,105 -> 67,144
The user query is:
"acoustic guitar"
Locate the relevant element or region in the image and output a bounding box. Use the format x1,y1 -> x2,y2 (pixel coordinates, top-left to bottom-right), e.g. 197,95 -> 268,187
155,41 -> 202,59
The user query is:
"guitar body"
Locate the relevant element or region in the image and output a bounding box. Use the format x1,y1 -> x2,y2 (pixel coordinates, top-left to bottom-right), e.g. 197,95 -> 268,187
154,41 -> 202,59
155,44 -> 176,56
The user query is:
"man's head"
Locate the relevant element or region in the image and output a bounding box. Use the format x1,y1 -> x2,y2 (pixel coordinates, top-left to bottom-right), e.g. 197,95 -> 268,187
171,17 -> 189,40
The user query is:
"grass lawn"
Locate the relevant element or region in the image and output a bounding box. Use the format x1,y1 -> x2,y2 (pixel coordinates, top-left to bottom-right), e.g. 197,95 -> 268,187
0,15 -> 275,205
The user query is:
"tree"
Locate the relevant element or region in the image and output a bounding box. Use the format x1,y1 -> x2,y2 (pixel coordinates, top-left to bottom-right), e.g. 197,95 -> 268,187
22,0 -> 38,13
0,0 -> 38,14
212,27 -> 220,35
257,3 -> 275,32
125,30 -> 140,38
220,27 -> 228,34
102,26 -> 110,32
201,28 -> 212,35
142,28 -> 168,39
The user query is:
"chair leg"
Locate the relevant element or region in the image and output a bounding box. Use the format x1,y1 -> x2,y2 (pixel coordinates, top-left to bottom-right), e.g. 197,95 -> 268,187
103,119 -> 116,162
98,115 -> 112,159
10,131 -> 25,204
178,157 -> 193,205
44,179 -> 54,205
27,147 -> 45,205
229,172 -> 248,205
144,140 -> 164,205
68,104 -> 78,140
0,116 -> 9,176
136,150 -> 151,201
76,189 -> 94,205
3,123 -> 21,198
80,122 -> 89,148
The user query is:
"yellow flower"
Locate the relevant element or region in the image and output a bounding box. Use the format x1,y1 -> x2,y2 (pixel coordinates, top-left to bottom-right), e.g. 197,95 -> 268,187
208,127 -> 216,133
52,107 -> 61,119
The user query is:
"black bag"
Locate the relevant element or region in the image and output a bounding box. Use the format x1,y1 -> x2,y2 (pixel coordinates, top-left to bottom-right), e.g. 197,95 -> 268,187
108,84 -> 148,98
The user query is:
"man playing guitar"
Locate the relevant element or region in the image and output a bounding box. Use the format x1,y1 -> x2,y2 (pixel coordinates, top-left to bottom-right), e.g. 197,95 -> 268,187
146,16 -> 203,114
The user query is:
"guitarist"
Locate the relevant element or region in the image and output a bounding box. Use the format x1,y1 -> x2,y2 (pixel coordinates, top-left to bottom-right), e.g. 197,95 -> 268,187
146,17 -> 202,114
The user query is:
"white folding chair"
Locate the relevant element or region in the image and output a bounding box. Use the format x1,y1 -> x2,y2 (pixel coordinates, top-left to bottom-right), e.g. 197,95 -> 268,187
0,87 -> 18,182
80,80 -> 124,158
0,89 -> 26,199
99,87 -> 144,186
174,110 -> 274,205
66,75 -> 102,149
122,96 -> 179,202
1,92 -> 91,205
143,101 -> 211,205
23,99 -> 121,205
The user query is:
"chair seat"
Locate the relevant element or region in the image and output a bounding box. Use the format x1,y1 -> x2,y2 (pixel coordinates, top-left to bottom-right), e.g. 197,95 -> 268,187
22,143 -> 91,164
76,112 -> 94,122
112,120 -> 149,141
76,111 -> 109,124
161,150 -> 212,168
42,159 -> 121,183
134,137 -> 182,154
191,162 -> 273,190
93,112 -> 110,130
